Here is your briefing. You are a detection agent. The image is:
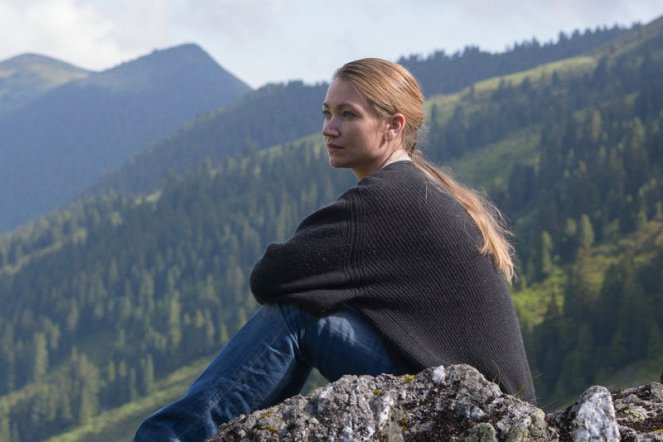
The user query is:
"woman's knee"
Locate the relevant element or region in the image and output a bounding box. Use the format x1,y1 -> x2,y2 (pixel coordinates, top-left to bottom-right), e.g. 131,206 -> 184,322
297,304 -> 400,379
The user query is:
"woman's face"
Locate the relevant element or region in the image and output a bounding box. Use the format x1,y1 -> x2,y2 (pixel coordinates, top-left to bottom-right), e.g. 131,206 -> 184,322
322,78 -> 395,179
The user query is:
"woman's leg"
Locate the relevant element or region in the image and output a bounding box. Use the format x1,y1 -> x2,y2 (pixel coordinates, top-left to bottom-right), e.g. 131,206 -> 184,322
133,303 -> 409,442
282,302 -> 410,382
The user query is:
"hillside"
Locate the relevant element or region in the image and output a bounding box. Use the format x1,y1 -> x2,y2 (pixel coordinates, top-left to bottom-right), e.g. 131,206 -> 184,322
399,24 -> 627,97
88,80 -> 328,196
0,44 -> 251,232
0,15 -> 662,441
0,53 -> 90,115
84,24 -> 630,201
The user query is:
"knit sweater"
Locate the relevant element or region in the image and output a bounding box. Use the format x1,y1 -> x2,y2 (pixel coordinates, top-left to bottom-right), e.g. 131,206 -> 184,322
250,161 -> 536,403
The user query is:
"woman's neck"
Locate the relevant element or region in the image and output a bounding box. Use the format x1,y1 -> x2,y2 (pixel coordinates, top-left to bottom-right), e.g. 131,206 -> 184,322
380,149 -> 411,170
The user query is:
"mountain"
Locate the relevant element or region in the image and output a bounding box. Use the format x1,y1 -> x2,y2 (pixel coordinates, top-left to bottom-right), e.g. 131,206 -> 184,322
0,53 -> 90,115
84,25 -> 630,201
0,16 -> 662,441
0,44 -> 251,232
88,80 -> 328,196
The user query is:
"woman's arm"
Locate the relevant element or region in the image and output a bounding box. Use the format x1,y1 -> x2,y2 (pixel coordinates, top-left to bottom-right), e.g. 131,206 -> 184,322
249,193 -> 358,311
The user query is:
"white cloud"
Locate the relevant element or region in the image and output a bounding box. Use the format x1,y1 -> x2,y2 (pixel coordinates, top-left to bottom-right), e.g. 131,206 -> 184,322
0,0 -> 125,69
181,0 -> 285,42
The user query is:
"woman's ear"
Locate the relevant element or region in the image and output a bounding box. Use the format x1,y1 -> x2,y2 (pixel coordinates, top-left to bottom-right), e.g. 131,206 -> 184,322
385,114 -> 406,142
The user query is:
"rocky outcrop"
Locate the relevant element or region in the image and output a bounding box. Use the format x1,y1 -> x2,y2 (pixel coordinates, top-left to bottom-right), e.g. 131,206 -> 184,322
209,364 -> 663,441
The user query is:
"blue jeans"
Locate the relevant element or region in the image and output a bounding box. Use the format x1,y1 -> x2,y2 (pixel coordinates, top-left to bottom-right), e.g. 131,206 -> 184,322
133,303 -> 411,442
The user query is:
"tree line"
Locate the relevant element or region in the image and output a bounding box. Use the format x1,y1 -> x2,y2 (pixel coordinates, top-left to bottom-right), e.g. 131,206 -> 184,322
399,24 -> 628,96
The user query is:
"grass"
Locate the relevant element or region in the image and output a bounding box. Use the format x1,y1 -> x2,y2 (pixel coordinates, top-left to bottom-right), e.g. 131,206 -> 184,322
424,94 -> 462,123
472,56 -> 597,93
449,127 -> 540,192
512,219 -> 663,327
512,268 -> 565,331
46,357 -> 211,442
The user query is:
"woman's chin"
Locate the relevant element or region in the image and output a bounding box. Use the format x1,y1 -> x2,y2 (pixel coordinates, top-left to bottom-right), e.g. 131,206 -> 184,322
328,157 -> 348,169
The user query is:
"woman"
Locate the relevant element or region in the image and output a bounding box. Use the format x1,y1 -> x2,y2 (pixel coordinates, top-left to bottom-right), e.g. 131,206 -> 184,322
134,58 -> 535,441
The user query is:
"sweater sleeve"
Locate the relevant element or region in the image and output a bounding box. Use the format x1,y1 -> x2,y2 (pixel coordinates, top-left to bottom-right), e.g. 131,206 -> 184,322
249,190 -> 359,312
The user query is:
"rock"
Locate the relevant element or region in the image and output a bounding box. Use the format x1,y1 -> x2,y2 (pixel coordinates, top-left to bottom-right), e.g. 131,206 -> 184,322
208,365 -> 663,441
549,386 -> 620,441
613,382 -> 663,441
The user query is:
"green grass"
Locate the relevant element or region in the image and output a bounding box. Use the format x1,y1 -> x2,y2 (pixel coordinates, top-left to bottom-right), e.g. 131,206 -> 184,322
424,55 -> 597,122
47,357 -> 211,442
424,94 -> 462,123
512,268 -> 565,331
472,56 -> 597,93
450,127 -> 540,191
512,219 -> 663,329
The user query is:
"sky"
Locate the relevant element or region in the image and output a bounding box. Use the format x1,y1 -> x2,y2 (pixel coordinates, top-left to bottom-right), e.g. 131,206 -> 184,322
0,0 -> 661,88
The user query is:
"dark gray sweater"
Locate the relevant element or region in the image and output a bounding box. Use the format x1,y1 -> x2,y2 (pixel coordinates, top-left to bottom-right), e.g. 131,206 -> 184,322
250,161 -> 536,403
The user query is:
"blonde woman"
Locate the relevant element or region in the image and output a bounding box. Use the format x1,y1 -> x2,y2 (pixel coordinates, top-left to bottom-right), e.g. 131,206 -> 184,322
135,58 -> 535,441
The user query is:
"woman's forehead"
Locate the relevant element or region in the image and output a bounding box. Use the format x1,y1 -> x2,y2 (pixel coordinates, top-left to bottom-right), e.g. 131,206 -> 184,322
323,78 -> 368,109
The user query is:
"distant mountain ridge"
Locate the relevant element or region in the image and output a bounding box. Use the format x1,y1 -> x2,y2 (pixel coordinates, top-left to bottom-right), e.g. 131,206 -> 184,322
88,24 -> 634,200
400,24 -> 628,96
0,44 -> 251,232
89,80 -> 328,196
0,53 -> 90,115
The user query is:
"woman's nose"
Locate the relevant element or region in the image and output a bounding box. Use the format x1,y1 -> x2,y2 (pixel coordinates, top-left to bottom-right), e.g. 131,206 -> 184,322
322,119 -> 339,137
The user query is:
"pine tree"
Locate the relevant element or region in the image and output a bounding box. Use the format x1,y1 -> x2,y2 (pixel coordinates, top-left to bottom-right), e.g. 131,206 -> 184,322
72,352 -> 100,424
140,355 -> 155,395
0,399 -> 10,442
168,294 -> 182,350
539,230 -> 555,278
577,214 -> 595,249
31,332 -> 48,382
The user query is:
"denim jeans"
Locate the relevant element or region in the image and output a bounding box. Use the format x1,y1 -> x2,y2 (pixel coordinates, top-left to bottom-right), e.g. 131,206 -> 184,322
133,302 -> 411,442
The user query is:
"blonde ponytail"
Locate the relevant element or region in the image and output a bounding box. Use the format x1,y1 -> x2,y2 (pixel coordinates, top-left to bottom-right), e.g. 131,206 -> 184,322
411,152 -> 515,282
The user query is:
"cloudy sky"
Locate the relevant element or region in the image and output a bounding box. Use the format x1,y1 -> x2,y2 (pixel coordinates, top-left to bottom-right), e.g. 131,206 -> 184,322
0,0 -> 661,88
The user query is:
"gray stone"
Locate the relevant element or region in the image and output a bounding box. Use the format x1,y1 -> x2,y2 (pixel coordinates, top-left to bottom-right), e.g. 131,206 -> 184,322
613,382 -> 663,441
209,366 -> 663,441
551,385 -> 620,441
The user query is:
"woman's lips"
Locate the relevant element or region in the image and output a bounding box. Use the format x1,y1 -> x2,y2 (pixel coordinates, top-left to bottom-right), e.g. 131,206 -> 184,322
327,143 -> 343,150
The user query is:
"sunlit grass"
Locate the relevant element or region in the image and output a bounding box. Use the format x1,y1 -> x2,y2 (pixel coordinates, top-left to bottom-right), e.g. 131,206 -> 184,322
472,56 -> 597,93
450,128 -> 540,191
47,357 -> 210,442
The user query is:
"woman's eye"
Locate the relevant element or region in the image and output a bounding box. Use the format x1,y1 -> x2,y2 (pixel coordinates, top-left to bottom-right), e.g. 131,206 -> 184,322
322,110 -> 331,119
342,111 -> 356,118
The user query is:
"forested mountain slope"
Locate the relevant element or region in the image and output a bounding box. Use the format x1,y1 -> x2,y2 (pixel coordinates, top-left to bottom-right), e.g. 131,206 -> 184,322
0,44 -> 251,232
0,15 -> 661,441
86,23 -> 631,200
88,81 -> 328,196
0,139 -> 354,441
399,24 -> 627,96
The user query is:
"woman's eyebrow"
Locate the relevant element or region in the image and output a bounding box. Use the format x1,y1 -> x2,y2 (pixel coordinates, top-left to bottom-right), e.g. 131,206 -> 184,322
322,102 -> 358,111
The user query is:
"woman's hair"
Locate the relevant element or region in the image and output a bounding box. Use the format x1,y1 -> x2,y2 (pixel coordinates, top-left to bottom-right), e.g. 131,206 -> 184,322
334,58 -> 515,282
